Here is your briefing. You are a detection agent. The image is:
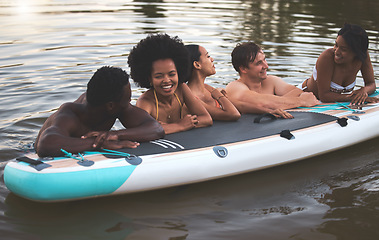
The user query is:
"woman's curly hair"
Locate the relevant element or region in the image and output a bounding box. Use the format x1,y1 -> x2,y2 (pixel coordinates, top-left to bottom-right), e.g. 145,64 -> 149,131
128,33 -> 191,89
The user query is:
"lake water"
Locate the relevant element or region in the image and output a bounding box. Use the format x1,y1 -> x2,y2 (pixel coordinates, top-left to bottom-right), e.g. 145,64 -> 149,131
1,0 -> 378,239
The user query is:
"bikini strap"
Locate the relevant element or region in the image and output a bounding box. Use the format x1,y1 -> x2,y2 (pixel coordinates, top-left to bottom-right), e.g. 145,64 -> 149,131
173,93 -> 183,119
174,93 -> 182,106
153,89 -> 159,120
153,90 -> 183,120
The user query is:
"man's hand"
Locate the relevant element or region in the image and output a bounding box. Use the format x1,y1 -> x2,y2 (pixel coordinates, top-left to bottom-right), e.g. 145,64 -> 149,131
82,131 -> 140,150
82,130 -> 141,149
82,131 -> 118,148
270,109 -> 294,119
102,139 -> 140,150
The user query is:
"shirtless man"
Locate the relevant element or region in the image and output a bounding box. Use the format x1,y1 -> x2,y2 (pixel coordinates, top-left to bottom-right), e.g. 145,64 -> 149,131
35,66 -> 164,157
226,42 -> 319,118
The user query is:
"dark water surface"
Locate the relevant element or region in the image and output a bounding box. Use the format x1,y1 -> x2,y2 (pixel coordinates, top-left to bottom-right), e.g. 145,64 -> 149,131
1,0 -> 378,239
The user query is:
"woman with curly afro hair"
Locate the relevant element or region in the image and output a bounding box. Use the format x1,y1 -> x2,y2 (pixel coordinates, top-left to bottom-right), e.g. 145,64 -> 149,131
128,34 -> 212,134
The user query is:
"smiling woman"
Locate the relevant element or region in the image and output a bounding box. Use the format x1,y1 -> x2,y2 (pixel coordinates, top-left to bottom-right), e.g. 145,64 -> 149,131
127,33 -> 212,134
1,0 -> 378,239
302,23 -> 379,105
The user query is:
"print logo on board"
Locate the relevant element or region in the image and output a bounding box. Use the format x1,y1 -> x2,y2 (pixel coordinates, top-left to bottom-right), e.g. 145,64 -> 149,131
150,139 -> 185,149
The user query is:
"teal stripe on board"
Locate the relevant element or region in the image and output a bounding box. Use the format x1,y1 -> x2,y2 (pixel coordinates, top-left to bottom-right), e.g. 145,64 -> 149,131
297,89 -> 379,113
4,164 -> 136,201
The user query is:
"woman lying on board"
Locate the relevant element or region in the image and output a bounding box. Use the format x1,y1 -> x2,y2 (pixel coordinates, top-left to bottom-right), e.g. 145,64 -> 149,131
300,23 -> 379,105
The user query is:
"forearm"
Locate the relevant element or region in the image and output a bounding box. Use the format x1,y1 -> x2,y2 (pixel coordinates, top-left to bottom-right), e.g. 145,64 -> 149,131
282,88 -> 303,97
243,94 -> 304,111
36,134 -> 95,157
117,121 -> 164,142
318,91 -> 352,103
230,98 -> 274,114
207,98 -> 241,121
362,83 -> 376,95
195,114 -> 213,128
161,122 -> 189,134
212,91 -> 241,119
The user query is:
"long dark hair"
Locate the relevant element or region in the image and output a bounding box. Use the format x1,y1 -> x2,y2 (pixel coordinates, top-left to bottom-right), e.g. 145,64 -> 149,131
338,23 -> 369,63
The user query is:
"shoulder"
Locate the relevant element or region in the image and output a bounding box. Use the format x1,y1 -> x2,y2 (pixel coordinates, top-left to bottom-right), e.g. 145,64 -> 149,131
317,48 -> 334,63
56,102 -> 81,116
52,103 -> 85,126
42,103 -> 83,133
177,82 -> 190,91
137,89 -> 154,102
226,79 -> 253,100
264,75 -> 286,87
175,83 -> 192,98
226,79 -> 250,95
267,75 -> 282,81
136,90 -> 155,112
315,48 -> 335,72
226,79 -> 248,91
266,75 -> 291,87
73,92 -> 86,103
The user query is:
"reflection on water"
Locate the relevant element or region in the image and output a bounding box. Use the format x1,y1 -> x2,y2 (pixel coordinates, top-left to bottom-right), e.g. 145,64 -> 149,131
0,0 -> 378,239
317,160 -> 379,239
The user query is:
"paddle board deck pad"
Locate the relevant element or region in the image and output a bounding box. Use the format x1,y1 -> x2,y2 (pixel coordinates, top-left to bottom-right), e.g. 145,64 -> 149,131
4,99 -> 379,202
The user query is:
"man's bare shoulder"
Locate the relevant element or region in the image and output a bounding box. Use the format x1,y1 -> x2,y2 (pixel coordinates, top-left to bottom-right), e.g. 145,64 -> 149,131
39,102 -> 83,136
57,102 -> 83,114
226,79 -> 249,92
226,79 -> 261,102
48,102 -> 86,126
45,104 -> 81,131
266,75 -> 282,82
265,75 -> 288,86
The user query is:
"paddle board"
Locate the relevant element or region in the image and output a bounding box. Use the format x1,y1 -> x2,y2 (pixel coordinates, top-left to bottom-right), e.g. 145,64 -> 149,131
4,98 -> 379,202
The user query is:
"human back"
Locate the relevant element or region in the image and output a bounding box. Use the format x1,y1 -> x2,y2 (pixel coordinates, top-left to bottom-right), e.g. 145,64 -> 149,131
35,66 -> 164,157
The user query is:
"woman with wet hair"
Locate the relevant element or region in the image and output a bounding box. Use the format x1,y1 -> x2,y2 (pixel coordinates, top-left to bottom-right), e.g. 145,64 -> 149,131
128,34 -> 212,134
301,23 -> 378,105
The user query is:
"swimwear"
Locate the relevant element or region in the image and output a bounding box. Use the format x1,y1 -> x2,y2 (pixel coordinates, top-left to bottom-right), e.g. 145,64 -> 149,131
153,89 -> 183,121
330,80 -> 356,93
214,98 -> 222,108
299,66 -> 356,93
194,94 -> 223,109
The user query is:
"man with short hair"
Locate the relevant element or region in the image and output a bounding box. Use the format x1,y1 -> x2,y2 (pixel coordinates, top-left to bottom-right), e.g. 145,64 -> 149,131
226,42 -> 319,118
35,66 -> 164,157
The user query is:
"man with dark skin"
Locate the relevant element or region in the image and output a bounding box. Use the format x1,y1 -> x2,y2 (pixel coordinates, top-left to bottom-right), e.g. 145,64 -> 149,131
35,66 -> 164,157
